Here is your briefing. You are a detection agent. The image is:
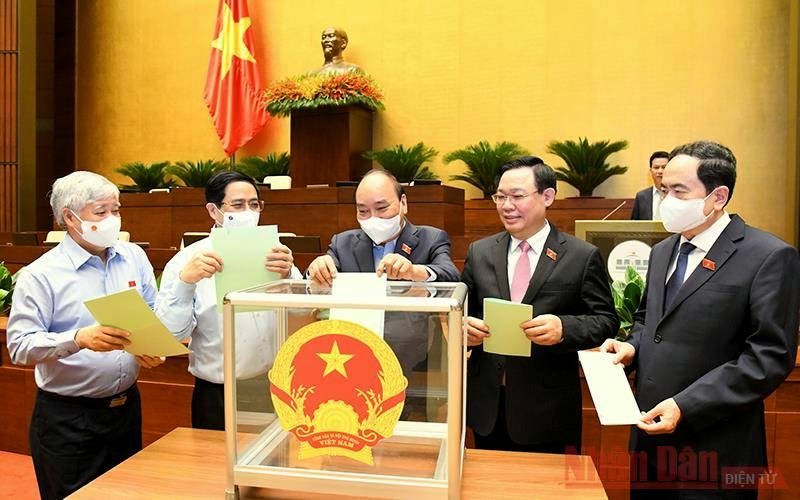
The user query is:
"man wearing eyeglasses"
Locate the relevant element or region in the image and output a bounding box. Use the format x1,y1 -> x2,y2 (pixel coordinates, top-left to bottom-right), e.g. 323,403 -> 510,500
155,171 -> 301,430
462,156 -> 618,453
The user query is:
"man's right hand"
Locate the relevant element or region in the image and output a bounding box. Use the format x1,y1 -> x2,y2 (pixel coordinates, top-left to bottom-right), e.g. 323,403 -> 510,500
75,325 -> 131,352
307,255 -> 338,286
599,338 -> 636,366
466,316 -> 490,347
179,251 -> 223,284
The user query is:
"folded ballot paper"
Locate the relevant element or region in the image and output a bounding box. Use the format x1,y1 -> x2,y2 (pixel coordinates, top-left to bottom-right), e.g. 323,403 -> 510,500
84,288 -> 190,357
578,350 -> 641,425
330,273 -> 387,338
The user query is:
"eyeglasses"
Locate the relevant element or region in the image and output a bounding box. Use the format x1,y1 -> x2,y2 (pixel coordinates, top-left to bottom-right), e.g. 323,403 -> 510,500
491,193 -> 532,205
220,200 -> 265,212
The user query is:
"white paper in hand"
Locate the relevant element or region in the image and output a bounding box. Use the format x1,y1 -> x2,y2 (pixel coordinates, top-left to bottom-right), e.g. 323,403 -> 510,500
578,350 -> 641,425
330,273 -> 387,338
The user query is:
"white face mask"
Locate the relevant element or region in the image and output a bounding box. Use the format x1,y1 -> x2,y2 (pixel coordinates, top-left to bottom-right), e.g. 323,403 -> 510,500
659,191 -> 715,233
359,213 -> 402,244
71,211 -> 122,248
219,208 -> 260,228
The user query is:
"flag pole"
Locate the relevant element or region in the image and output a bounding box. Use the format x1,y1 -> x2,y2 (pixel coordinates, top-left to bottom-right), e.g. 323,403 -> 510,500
229,152 -> 235,171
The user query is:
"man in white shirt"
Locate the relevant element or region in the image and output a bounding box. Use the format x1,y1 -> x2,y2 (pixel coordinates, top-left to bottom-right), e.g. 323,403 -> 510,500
155,171 -> 301,430
631,150 -> 669,220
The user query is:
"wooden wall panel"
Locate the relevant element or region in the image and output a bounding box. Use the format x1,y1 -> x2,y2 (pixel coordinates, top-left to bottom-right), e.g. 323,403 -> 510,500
0,0 -> 19,232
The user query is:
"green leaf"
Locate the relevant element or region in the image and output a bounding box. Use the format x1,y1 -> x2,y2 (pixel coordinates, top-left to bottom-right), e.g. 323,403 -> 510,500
445,141 -> 529,197
363,142 -> 438,183
546,137 -> 628,196
234,152 -> 291,181
167,160 -> 228,187
115,161 -> 176,192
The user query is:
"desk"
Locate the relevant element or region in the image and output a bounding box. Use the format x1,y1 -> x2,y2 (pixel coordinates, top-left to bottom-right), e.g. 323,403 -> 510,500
70,427 -> 607,499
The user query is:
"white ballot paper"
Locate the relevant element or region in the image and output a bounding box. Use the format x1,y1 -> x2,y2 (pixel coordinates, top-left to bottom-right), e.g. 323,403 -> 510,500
330,273 -> 387,338
578,350 -> 641,425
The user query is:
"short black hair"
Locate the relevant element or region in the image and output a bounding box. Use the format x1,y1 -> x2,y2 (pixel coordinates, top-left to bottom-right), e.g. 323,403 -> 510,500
649,151 -> 669,166
205,171 -> 258,204
497,156 -> 557,193
359,168 -> 404,199
669,140 -> 737,204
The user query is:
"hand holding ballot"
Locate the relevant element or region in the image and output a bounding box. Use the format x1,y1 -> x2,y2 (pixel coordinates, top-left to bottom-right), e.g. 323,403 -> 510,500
520,313 -> 563,346
75,324 -> 131,351
265,243 -> 295,278
179,250 -> 223,284
599,338 -> 636,366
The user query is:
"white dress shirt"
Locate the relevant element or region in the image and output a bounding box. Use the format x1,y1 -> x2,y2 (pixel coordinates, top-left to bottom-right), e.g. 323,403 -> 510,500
666,212 -> 732,285
651,187 -> 664,220
155,237 -> 302,384
506,221 -> 551,288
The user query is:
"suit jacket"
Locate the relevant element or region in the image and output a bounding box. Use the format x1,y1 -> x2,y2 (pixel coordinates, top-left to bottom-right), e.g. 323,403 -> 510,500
325,221 -> 460,282
628,215 -> 799,483
461,225 -> 618,446
630,187 -> 653,220
322,221 -> 460,377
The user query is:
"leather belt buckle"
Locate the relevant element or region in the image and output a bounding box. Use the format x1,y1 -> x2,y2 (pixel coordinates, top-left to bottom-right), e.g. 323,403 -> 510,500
109,394 -> 128,408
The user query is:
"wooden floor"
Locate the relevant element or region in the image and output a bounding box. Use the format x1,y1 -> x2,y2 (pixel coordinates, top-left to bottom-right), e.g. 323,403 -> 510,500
0,450 -> 39,499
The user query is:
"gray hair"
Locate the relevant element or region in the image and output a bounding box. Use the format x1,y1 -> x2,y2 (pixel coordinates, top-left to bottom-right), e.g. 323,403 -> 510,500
50,171 -> 119,226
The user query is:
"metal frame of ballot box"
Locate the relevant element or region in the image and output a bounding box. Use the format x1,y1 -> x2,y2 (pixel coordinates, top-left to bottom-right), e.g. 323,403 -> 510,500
222,280 -> 468,500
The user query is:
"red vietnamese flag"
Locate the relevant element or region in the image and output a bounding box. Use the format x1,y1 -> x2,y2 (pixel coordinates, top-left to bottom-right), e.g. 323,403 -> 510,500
204,0 -> 269,156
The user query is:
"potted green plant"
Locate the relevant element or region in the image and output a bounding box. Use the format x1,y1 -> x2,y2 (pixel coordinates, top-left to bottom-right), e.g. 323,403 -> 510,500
363,143 -> 438,183
445,141 -> 529,198
115,161 -> 176,192
235,152 -> 291,181
611,265 -> 645,340
167,160 -> 228,187
546,137 -> 629,197
0,262 -> 20,315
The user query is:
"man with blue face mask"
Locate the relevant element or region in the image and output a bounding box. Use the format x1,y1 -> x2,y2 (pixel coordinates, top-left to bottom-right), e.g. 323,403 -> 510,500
7,171 -> 163,499
601,140 -> 799,499
155,171 -> 302,430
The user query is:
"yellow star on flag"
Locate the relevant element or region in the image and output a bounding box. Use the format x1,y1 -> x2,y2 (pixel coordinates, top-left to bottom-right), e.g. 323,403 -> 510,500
317,341 -> 354,377
210,2 -> 256,80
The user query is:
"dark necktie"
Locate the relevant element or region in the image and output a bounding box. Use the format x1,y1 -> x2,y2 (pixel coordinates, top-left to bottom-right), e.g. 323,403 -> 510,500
664,242 -> 696,309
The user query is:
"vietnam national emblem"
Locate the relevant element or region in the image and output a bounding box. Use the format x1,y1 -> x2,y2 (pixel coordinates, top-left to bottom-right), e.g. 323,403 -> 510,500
268,319 -> 408,465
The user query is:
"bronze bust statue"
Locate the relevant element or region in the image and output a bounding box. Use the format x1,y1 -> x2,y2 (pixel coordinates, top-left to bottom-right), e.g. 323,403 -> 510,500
314,27 -> 362,75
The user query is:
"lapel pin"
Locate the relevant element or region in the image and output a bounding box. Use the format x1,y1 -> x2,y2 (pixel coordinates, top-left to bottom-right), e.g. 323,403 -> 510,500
128,280 -> 137,287
701,259 -> 716,271
546,248 -> 557,261
401,243 -> 412,255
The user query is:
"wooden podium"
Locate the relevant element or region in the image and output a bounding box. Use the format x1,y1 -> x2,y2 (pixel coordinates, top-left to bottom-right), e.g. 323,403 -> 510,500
289,106 -> 374,188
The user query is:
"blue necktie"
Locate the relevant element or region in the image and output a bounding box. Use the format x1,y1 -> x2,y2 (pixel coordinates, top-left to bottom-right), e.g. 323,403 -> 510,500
372,245 -> 385,271
664,242 -> 696,309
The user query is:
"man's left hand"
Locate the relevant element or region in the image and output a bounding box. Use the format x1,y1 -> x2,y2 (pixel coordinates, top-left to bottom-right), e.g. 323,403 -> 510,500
266,244 -> 294,278
135,355 -> 165,369
376,254 -> 428,281
521,314 -> 563,345
638,398 -> 682,434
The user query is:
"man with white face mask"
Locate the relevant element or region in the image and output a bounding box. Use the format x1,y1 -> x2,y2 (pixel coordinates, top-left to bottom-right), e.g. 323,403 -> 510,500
306,169 -> 459,285
7,171 -> 163,500
155,171 -> 301,430
306,170 -> 459,419
601,141 -> 799,499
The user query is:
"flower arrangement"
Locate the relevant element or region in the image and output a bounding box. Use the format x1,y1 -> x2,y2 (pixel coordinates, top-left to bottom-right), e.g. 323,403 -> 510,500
264,72 -> 385,118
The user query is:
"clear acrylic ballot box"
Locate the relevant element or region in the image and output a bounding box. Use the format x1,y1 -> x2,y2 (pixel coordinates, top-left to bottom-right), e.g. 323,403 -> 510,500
221,280 -> 467,499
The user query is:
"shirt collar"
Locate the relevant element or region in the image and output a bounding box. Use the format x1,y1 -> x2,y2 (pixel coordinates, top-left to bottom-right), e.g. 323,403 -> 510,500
510,221 -> 551,256
681,211 -> 731,252
61,232 -> 122,269
652,186 -> 663,198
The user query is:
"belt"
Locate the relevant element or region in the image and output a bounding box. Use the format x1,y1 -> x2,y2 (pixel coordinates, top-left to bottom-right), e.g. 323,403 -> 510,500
37,385 -> 137,409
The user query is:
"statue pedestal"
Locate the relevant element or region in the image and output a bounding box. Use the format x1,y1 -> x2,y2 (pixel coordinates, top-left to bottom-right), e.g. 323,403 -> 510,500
289,106 -> 373,188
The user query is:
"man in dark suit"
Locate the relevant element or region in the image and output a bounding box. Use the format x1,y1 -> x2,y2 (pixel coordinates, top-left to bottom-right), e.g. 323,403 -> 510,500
463,156 -> 618,453
306,169 -> 459,284
631,150 -> 669,220
307,169 -> 460,418
603,140 -> 799,499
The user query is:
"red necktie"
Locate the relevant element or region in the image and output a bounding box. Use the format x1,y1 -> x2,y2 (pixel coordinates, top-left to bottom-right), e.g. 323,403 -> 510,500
511,241 -> 531,302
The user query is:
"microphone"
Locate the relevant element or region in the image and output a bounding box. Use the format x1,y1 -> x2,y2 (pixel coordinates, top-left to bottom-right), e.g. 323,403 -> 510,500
601,201 -> 627,220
